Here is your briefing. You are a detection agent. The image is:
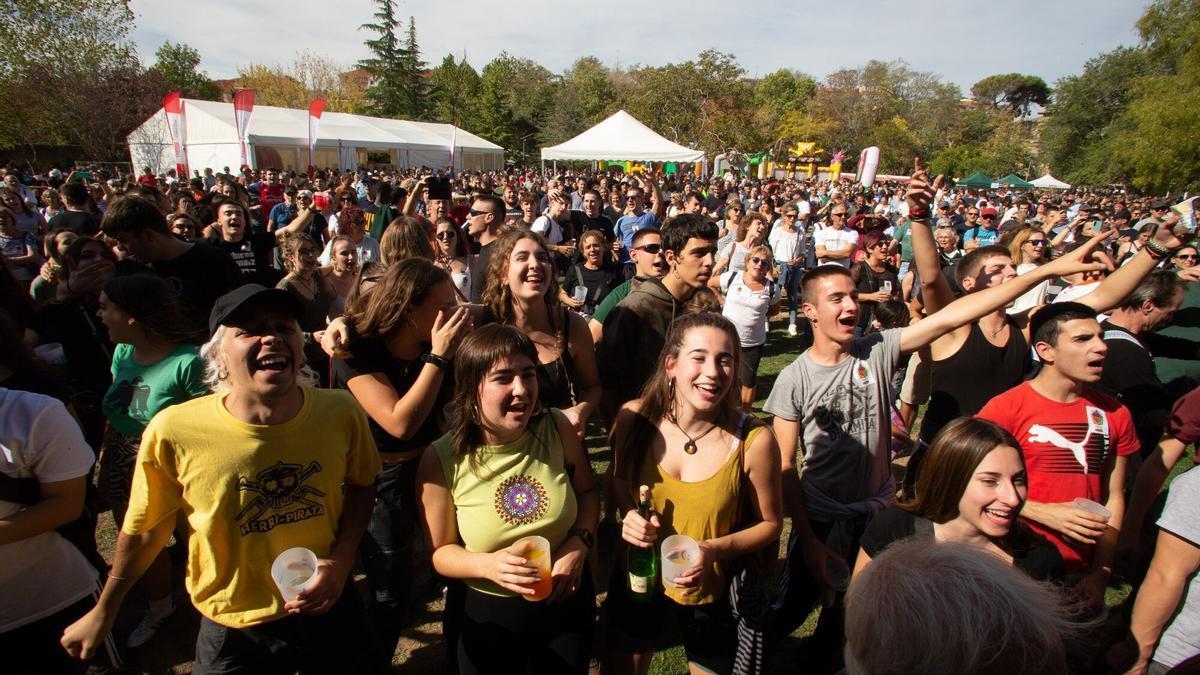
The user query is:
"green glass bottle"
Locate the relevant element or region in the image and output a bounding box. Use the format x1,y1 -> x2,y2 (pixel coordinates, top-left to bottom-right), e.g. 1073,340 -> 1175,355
627,484 -> 657,602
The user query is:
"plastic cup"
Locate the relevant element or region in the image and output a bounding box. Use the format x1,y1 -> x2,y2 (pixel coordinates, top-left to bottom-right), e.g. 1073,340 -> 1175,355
820,556 -> 851,608
513,535 -> 552,602
1073,498 -> 1112,521
33,343 -> 66,366
572,286 -> 588,303
661,534 -> 701,589
271,547 -> 318,602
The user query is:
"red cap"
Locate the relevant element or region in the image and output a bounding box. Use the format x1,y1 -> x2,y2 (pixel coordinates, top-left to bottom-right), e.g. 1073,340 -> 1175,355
979,207 -> 998,218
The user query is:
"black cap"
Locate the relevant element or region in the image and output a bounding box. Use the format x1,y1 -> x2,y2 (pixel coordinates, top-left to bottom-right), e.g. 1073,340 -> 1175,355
209,284 -> 304,335
1152,198 -> 1171,210
284,186 -> 298,196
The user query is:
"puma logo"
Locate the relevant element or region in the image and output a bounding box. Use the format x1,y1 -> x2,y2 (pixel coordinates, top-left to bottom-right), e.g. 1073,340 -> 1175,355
1027,424 -> 1092,474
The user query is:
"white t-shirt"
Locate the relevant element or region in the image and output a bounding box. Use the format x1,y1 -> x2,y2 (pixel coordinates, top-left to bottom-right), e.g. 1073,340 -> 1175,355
813,228 -> 859,267
1007,262 -> 1051,315
0,389 -> 97,632
1052,280 -> 1108,322
720,272 -> 779,347
531,214 -> 564,244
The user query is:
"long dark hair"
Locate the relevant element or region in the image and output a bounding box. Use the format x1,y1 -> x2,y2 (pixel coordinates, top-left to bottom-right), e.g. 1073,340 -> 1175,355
611,311 -> 746,484
102,274 -> 206,344
446,324 -> 540,477
344,257 -> 450,339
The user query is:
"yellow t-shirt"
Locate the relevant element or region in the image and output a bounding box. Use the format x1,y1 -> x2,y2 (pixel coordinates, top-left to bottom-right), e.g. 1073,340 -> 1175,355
124,388 -> 381,628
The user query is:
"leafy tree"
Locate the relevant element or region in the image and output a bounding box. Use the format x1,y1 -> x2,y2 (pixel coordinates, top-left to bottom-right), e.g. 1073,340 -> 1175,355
971,73 -> 1050,117
476,59 -> 519,158
428,54 -> 481,127
0,0 -> 156,160
755,69 -> 817,118
539,57 -> 616,146
149,41 -> 219,100
356,2 -> 427,118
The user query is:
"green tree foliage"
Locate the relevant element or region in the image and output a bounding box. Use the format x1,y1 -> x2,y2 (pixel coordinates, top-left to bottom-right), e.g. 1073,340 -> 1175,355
356,1 -> 428,119
539,57 -> 617,147
0,0 -> 161,160
475,53 -> 556,162
428,54 -> 481,127
150,41 -> 219,100
971,73 -> 1051,117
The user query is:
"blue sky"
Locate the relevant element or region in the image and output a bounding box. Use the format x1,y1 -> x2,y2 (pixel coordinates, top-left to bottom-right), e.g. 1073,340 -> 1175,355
129,0 -> 1149,92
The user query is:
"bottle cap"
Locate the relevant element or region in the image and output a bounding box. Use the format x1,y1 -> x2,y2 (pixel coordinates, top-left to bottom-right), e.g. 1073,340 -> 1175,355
638,484 -> 651,502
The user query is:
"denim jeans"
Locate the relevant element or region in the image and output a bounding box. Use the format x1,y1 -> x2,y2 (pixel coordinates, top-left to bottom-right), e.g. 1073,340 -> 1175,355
778,261 -> 805,325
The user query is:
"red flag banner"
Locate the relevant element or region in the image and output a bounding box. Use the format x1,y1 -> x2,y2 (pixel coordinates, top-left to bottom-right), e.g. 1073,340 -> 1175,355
163,92 -> 188,177
307,99 -> 327,172
233,89 -> 256,169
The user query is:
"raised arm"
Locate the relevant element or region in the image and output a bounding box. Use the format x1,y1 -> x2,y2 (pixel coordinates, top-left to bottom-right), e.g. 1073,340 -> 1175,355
905,159 -> 953,315
1078,221 -> 1186,314
900,230 -> 1112,354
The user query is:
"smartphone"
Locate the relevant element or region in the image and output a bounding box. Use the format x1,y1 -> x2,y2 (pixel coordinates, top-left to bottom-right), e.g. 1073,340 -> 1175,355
427,176 -> 452,201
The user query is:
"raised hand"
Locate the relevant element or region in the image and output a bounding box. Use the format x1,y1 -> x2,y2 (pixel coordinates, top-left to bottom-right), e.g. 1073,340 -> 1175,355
905,157 -> 944,215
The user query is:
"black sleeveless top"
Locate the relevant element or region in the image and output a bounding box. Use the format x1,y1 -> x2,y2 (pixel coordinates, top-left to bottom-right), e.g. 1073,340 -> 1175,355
919,318 -> 1031,444
535,307 -> 578,410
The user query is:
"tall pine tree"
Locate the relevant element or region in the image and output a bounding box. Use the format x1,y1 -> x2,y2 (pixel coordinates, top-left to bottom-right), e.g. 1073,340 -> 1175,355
356,1 -> 428,118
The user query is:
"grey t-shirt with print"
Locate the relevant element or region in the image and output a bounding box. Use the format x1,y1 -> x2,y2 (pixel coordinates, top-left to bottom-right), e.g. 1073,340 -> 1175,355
764,328 -> 901,504
1153,465 -> 1200,668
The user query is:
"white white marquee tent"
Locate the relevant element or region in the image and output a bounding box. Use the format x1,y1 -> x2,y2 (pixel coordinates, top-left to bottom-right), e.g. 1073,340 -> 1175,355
128,99 -> 504,173
540,110 -> 705,163
1031,174 -> 1071,189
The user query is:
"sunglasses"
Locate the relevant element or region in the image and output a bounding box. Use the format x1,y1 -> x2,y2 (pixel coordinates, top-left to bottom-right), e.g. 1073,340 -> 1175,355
981,215 -> 997,220
967,212 -> 978,216
436,231 -> 456,240
469,208 -> 489,217
1028,239 -> 1047,246
1177,254 -> 1198,260
297,248 -> 319,256
634,243 -> 662,254
749,256 -> 768,265
831,212 -> 847,217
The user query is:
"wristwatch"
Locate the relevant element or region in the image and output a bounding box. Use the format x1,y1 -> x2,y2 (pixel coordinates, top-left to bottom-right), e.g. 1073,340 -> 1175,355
568,527 -> 594,550
420,353 -> 452,371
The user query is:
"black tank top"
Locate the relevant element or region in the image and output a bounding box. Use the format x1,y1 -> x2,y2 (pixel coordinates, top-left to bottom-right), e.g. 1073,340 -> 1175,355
535,307 -> 577,410
919,318 -> 1031,444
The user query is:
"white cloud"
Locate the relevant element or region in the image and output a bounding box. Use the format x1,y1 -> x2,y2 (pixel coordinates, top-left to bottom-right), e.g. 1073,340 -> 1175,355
129,0 -> 1147,90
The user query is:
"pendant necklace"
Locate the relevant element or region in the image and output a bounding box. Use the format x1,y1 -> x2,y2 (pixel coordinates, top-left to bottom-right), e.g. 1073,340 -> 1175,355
669,416 -> 719,455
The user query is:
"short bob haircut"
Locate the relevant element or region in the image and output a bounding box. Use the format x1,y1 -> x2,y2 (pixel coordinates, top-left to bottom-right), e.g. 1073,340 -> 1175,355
901,417 -> 1023,524
846,539 -> 1078,675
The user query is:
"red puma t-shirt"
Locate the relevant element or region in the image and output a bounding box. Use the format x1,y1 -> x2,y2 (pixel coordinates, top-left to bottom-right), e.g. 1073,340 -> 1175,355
978,382 -> 1137,572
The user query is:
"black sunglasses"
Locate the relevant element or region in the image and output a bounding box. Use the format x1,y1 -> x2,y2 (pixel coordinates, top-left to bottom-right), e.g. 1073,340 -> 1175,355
1177,254 -> 1197,259
469,208 -> 489,217
831,212 -> 847,217
1028,239 -> 1048,246
634,243 -> 662,254
749,256 -> 768,265
436,231 -> 456,240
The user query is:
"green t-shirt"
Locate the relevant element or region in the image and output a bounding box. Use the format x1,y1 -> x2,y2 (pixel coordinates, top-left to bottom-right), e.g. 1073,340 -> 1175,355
102,343 -> 208,436
891,220 -> 914,261
591,277 -> 633,324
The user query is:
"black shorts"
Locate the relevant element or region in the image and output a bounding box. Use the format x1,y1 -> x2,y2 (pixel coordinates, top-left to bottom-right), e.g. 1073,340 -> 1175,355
603,564 -> 736,674
193,588 -> 385,675
739,343 -> 763,388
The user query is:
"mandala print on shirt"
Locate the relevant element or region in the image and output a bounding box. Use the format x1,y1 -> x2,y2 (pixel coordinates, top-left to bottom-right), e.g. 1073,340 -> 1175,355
494,475 -> 549,525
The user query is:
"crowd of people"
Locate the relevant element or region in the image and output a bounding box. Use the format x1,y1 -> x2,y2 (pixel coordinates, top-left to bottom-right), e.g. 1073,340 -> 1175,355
1,155 -> 1199,675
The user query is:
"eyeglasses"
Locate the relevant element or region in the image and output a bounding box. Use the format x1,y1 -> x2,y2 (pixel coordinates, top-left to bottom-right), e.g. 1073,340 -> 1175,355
1028,239 -> 1047,246
1176,254 -> 1198,260
436,231 -> 456,240
469,208 -> 489,217
634,243 -> 662,254
297,248 -> 318,256
831,212 -> 847,217
749,256 -> 768,265
967,212 -> 978,216
784,213 -> 797,218
981,214 -> 996,220
625,194 -> 641,200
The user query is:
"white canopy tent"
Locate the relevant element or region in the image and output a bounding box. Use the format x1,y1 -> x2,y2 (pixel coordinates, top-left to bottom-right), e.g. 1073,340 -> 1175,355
127,99 -> 504,173
1031,174 -> 1071,189
540,110 -> 705,163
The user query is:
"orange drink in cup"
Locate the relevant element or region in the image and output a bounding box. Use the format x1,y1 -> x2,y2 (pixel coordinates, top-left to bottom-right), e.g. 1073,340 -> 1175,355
514,535 -> 552,602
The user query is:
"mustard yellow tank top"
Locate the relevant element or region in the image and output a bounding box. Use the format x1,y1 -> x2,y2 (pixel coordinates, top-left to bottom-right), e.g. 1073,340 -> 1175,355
637,417 -> 763,605
433,410 -> 577,596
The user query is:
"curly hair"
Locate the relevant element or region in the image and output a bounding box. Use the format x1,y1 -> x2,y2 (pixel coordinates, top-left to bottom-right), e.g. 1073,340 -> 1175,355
481,229 -> 563,327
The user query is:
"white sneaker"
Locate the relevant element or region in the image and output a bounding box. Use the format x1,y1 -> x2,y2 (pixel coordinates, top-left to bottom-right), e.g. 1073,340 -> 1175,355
127,601 -> 175,648
787,323 -> 797,336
